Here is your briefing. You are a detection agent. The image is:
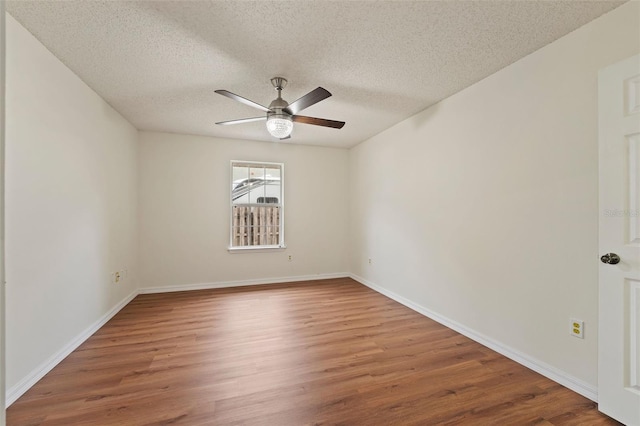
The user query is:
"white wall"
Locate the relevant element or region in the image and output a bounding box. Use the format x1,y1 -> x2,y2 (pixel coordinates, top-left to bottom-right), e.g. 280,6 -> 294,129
138,131 -> 349,290
5,14 -> 139,399
349,1 -> 640,393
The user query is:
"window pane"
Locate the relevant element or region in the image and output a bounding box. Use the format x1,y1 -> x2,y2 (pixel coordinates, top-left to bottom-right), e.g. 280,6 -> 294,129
232,166 -> 281,205
246,167 -> 264,204
230,161 -> 283,247
262,166 -> 281,204
231,206 -> 280,246
232,166 -> 250,204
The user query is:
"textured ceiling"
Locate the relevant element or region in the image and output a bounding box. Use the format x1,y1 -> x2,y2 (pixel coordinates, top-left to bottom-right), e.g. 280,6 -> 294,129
6,1 -> 625,148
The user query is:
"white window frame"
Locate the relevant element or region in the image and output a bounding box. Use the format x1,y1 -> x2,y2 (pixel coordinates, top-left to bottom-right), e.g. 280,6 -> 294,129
228,160 -> 285,251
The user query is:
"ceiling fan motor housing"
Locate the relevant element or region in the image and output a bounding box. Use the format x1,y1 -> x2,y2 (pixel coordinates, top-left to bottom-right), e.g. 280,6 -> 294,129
268,97 -> 289,116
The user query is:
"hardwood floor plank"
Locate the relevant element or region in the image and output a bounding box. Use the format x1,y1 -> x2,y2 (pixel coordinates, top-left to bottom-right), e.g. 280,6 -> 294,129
7,278 -> 620,425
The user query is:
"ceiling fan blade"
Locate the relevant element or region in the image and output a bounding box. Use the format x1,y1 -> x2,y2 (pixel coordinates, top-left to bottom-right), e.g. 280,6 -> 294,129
215,116 -> 267,126
292,115 -> 345,129
284,87 -> 331,115
215,90 -> 272,113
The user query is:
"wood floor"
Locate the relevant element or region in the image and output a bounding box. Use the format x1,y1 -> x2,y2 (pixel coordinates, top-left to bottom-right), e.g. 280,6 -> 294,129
8,278 -> 620,425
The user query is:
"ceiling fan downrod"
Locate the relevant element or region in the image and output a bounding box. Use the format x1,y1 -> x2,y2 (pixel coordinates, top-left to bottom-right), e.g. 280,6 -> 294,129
269,77 -> 289,109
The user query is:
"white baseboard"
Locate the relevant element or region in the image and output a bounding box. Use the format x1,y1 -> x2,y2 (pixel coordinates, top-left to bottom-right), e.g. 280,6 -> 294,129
349,273 -> 598,402
6,290 -> 138,407
138,272 -> 350,294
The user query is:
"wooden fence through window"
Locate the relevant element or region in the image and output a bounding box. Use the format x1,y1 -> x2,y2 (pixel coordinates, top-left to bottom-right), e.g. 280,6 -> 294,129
232,205 -> 280,246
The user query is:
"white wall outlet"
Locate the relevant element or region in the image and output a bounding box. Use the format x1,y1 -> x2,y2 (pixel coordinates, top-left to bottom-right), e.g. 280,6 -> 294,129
112,271 -> 122,284
288,255 -> 293,262
368,258 -> 372,265
570,318 -> 584,339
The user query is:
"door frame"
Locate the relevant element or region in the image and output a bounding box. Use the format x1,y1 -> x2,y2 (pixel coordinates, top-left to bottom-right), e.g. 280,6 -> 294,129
0,1 -> 7,424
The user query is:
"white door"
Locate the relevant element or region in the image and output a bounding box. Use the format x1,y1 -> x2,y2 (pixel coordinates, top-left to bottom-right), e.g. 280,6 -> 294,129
599,53 -> 640,426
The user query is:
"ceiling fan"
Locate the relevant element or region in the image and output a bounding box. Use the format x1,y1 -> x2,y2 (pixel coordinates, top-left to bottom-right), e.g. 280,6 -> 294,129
215,77 -> 345,139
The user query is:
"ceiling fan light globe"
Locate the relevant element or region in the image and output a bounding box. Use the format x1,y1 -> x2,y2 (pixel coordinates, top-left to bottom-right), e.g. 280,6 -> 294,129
266,115 -> 293,138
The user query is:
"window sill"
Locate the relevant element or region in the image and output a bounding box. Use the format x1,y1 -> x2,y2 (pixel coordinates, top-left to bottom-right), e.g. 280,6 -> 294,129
228,245 -> 287,253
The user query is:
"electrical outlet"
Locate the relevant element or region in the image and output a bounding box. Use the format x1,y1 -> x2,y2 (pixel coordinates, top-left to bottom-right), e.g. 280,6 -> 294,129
288,255 -> 293,262
570,318 -> 584,339
112,271 -> 122,284
368,258 -> 372,265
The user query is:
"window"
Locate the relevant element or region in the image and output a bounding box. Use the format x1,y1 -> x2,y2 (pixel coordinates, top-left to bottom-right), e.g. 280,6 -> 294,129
230,161 -> 284,249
